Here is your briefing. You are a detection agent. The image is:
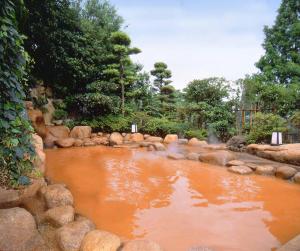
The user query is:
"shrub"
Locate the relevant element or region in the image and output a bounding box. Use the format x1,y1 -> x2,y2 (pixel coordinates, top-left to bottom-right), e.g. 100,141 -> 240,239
184,129 -> 207,140
53,109 -> 68,120
246,112 -> 287,144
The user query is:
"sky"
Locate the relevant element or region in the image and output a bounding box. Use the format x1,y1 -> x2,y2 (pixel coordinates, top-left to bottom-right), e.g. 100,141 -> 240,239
109,0 -> 281,89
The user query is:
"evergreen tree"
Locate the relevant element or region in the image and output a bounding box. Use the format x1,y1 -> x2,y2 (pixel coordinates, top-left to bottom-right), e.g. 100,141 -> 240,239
104,31 -> 141,115
256,0 -> 300,85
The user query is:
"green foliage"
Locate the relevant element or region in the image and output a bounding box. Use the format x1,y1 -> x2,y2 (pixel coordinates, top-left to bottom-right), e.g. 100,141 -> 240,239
246,113 -> 287,144
0,0 -> 35,185
184,129 -> 207,140
290,110 -> 300,128
53,109 -> 68,120
256,0 -> 300,85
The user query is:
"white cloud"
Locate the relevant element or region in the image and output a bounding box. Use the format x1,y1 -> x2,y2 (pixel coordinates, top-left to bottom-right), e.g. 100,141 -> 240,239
111,0 -> 279,89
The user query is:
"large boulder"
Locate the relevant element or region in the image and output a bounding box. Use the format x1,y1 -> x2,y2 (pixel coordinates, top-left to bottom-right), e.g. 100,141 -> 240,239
255,165 -> 275,176
74,139 -> 84,147
275,166 -> 297,179
199,151 -> 235,166
178,139 -> 188,145
47,125 -> 70,139
163,134 -> 178,144
167,153 -> 185,160
56,217 -> 95,251
146,136 -> 163,143
122,240 -> 163,251
130,133 -> 144,142
80,230 -> 121,251
91,137 -> 109,146
228,165 -> 253,175
44,205 -> 75,227
0,188 -> 20,209
55,138 -> 75,148
153,143 -> 166,151
293,172 -> 300,184
109,132 -> 123,146
0,207 -> 45,251
27,109 -> 47,138
186,152 -> 200,161
226,135 -> 246,152
32,134 -> 46,173
43,99 -> 55,125
226,160 -> 245,167
44,184 -> 74,208
70,126 -> 92,139
277,234 -> 300,251
188,138 -> 207,146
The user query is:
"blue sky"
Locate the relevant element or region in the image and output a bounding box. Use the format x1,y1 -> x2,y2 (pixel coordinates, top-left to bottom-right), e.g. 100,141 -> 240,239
110,0 -> 281,89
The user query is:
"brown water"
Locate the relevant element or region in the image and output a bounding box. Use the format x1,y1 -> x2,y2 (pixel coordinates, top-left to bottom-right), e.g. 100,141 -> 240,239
46,146 -> 300,251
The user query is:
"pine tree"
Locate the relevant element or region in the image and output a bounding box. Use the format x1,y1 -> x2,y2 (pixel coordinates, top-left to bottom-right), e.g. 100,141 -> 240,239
256,0 -> 300,85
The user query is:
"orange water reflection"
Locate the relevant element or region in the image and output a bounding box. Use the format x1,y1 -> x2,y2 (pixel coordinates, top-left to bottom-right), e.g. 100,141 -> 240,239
46,146 -> 300,251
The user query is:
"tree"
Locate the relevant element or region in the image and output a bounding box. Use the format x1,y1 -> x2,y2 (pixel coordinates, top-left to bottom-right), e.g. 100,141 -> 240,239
150,62 -> 176,116
104,31 -> 141,115
184,78 -> 229,106
0,0 -> 35,185
256,0 -> 300,85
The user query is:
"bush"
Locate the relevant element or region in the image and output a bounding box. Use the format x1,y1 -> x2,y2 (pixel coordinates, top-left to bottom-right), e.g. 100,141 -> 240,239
246,112 -> 287,144
140,117 -> 188,137
184,129 -> 207,140
53,109 -> 68,120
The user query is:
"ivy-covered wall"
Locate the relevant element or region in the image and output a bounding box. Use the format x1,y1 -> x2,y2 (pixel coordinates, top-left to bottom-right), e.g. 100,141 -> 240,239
0,0 -> 35,186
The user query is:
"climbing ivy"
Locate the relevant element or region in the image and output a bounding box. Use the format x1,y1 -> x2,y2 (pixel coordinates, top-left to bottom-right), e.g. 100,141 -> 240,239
0,0 -> 35,186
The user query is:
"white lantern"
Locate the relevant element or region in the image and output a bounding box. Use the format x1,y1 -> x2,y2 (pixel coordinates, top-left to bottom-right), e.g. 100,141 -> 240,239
271,132 -> 282,145
131,124 -> 137,133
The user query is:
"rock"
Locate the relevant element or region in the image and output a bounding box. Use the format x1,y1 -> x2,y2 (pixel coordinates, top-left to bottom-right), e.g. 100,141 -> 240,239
74,139 -> 84,147
130,133 -> 144,142
91,133 -> 97,138
33,148 -> 46,173
226,135 -> 246,152
80,230 -> 121,251
122,240 -> 163,251
44,132 -> 58,148
53,119 -> 63,125
70,126 -> 92,139
199,151 -> 235,166
19,178 -> 47,201
32,134 -> 44,151
91,137 -> 109,145
293,172 -> 300,184
140,141 -> 152,147
144,134 -> 150,139
167,153 -> 185,160
55,138 -> 75,148
0,188 -> 20,209
188,138 -> 207,146
25,100 -> 34,110
188,247 -> 215,251
44,184 -> 74,208
146,136 -> 163,143
43,99 -> 55,125
83,138 -> 96,147
0,207 -> 45,251
246,163 -> 258,170
275,166 -> 297,179
255,165 -> 275,175
109,132 -> 124,146
228,165 -> 253,175
153,143 -> 166,151
186,152 -> 200,161
97,132 -> 103,136
121,133 -> 127,137
27,109 -> 47,138
45,205 -> 75,227
226,160 -> 245,167
277,234 -> 300,251
163,134 -> 178,144
56,217 -> 95,251
178,139 -> 188,145
147,145 -> 155,151
47,125 -> 70,139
